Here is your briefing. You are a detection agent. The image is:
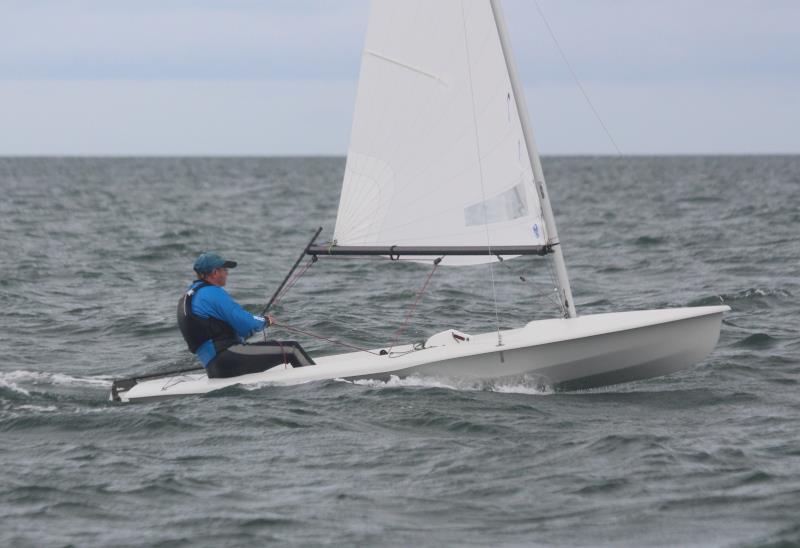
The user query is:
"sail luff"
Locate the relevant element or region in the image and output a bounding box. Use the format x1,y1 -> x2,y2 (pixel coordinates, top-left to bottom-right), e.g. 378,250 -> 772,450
489,0 -> 577,318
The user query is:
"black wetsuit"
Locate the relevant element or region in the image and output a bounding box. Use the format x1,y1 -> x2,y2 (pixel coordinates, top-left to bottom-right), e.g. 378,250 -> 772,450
205,341 -> 315,378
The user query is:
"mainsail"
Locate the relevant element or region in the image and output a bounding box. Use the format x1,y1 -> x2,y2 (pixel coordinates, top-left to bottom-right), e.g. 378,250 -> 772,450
332,0 -> 548,265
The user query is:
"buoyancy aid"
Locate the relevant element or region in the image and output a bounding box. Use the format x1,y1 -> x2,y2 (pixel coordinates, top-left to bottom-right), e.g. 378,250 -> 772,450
177,281 -> 239,355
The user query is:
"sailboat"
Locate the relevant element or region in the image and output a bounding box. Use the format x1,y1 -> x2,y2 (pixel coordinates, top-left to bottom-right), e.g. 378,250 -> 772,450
111,0 -> 728,403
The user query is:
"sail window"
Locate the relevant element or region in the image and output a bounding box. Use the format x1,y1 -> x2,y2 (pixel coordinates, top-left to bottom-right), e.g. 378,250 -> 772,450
464,180 -> 528,227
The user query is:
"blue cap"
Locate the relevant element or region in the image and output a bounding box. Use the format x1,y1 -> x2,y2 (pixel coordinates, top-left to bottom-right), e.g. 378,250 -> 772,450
193,252 -> 237,275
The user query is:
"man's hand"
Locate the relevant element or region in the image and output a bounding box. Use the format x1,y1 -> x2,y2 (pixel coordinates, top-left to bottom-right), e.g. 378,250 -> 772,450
267,315 -> 276,326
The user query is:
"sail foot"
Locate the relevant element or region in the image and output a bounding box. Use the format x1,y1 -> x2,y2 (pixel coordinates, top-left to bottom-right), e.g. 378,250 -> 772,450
306,244 -> 551,259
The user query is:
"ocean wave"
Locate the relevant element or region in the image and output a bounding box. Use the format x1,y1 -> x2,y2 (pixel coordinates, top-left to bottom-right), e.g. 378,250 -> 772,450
734,333 -> 779,349
344,374 -> 553,395
13,404 -> 58,413
1,157 -> 797,546
689,287 -> 793,307
0,370 -> 112,388
633,235 -> 667,246
348,375 -> 461,390
0,370 -> 112,402
490,382 -> 553,395
0,377 -> 31,397
750,523 -> 800,547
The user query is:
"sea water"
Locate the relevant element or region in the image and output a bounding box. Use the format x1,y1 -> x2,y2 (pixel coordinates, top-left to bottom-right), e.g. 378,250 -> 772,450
0,156 -> 798,546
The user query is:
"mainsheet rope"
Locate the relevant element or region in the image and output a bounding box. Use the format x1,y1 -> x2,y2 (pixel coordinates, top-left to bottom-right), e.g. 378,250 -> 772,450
263,257 -> 316,344
263,250 -> 562,356
387,258 -> 441,352
273,258 -> 316,307
274,321 -> 382,356
266,257 -> 442,357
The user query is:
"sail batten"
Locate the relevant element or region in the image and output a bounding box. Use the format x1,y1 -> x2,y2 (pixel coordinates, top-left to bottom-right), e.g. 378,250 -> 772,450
364,50 -> 446,83
334,0 -> 549,266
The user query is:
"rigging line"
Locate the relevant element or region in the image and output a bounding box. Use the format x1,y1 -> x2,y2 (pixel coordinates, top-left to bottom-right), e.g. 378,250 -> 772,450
160,375 -> 194,391
262,255 -> 315,342
497,251 -> 561,310
497,254 -> 534,284
461,1 -> 503,345
532,0 -> 623,156
544,253 -> 567,317
277,341 -> 289,370
497,253 -> 563,304
387,258 -> 442,352
262,257 -> 316,344
543,253 -> 560,313
273,258 -> 315,307
533,287 -> 563,307
274,321 -> 382,356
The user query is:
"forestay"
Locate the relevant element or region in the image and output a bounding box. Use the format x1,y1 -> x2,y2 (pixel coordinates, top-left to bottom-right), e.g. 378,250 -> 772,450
333,0 -> 548,265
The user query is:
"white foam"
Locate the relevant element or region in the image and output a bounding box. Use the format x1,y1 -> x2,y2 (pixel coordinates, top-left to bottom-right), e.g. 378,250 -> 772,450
0,370 -> 112,389
490,382 -> 553,395
15,404 -> 58,412
348,375 -> 461,390
0,377 -> 31,396
241,381 -> 276,392
50,373 -> 113,387
344,374 -> 553,395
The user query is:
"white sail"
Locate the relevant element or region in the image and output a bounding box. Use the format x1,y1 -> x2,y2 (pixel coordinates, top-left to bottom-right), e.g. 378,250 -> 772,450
333,0 -> 548,265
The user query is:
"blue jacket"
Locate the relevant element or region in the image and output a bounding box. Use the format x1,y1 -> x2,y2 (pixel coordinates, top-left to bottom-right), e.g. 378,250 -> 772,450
188,281 -> 267,366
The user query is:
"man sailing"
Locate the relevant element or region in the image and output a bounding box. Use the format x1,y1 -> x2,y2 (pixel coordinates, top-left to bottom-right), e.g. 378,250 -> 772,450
177,251 -> 313,378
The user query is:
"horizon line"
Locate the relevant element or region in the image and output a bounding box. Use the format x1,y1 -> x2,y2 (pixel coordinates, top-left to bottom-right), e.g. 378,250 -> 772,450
1,152 -> 798,159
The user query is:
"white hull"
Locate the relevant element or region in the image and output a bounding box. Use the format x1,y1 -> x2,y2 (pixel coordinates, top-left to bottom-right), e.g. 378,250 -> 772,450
113,306 -> 728,402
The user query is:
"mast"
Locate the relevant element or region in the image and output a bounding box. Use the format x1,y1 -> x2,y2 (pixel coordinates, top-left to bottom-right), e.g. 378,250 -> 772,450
489,0 -> 577,318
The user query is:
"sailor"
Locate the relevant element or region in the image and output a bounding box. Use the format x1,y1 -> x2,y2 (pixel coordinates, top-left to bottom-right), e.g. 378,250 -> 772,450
178,251 -> 313,378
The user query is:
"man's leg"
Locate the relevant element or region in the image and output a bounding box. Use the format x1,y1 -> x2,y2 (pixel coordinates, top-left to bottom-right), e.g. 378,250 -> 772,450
206,343 -> 303,378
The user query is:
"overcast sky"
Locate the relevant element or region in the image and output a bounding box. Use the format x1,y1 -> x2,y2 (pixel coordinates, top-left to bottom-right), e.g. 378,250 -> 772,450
1,0 -> 798,156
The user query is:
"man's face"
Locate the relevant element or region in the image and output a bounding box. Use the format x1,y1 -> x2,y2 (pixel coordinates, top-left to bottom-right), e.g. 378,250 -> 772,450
206,267 -> 229,287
